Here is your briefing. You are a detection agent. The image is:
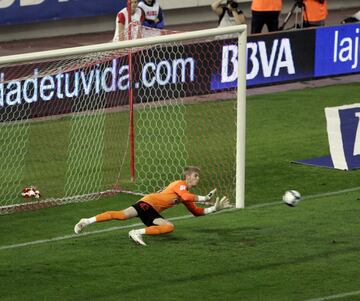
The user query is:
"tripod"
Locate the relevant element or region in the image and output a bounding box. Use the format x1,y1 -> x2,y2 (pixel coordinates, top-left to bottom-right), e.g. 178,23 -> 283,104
279,0 -> 307,30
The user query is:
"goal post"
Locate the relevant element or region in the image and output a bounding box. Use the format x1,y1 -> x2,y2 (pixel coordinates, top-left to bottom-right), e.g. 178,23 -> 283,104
236,27 -> 247,209
0,25 -> 247,213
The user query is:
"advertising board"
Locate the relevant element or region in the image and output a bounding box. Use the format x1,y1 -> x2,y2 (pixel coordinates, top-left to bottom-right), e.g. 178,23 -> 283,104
0,24 -> 359,121
0,0 -> 125,25
314,23 -> 360,77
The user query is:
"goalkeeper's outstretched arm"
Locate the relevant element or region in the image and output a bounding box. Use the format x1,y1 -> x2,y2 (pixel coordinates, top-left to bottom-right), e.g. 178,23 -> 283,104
196,188 -> 217,203
184,196 -> 231,216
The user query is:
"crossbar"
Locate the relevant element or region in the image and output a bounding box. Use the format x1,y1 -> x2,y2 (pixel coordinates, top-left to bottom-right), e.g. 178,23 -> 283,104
0,25 -> 247,66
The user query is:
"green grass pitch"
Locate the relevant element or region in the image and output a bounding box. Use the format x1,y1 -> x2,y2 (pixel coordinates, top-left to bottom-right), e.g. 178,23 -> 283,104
1,83 -> 360,300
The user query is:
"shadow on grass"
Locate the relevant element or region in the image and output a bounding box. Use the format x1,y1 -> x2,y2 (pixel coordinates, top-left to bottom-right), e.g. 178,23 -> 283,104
193,227 -> 262,246
119,244 -> 360,294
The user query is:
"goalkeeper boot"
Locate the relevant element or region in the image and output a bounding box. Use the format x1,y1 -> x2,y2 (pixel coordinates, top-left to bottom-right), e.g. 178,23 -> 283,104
74,218 -> 88,234
128,229 -> 147,246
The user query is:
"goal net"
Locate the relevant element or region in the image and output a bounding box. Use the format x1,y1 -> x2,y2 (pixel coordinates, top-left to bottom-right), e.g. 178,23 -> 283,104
0,25 -> 247,214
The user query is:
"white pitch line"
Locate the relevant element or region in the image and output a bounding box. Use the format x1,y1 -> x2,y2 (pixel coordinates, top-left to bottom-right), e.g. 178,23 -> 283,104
0,215 -> 195,251
1,186 -> 360,251
304,290 -> 360,301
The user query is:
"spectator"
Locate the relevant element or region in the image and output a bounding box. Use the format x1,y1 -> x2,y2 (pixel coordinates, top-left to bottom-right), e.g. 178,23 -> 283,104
138,0 -> 165,29
251,0 -> 282,34
113,0 -> 145,42
302,0 -> 327,28
211,0 -> 246,28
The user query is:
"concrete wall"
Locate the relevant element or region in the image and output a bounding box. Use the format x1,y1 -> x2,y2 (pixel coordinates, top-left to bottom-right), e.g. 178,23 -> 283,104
0,0 -> 358,42
162,0 -> 360,25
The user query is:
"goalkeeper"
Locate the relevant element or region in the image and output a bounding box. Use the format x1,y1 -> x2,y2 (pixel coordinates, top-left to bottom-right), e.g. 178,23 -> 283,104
74,166 -> 231,246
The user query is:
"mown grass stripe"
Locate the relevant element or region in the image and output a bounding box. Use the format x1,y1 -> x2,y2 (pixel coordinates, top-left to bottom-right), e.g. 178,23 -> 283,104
1,186 -> 360,251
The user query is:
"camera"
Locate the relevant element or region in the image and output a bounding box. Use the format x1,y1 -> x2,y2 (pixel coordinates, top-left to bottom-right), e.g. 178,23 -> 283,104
226,0 -> 239,9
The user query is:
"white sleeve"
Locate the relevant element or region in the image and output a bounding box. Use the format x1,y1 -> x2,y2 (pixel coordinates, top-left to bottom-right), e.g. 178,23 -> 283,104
204,206 -> 216,215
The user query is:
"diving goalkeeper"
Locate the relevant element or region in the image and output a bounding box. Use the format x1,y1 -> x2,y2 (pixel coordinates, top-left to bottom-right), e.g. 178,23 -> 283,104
74,166 -> 231,246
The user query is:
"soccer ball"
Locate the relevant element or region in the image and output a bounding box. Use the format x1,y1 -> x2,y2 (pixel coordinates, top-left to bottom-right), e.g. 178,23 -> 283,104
282,190 -> 301,207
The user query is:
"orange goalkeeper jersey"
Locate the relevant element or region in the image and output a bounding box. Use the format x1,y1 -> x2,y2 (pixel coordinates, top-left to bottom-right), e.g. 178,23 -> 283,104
139,180 -> 205,216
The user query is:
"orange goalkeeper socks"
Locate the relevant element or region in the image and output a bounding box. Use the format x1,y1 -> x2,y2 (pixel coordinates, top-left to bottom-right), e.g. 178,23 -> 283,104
95,211 -> 126,222
145,224 -> 174,235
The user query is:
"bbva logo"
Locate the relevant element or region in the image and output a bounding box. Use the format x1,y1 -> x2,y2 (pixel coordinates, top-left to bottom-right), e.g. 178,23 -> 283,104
0,0 -> 69,9
221,38 -> 295,83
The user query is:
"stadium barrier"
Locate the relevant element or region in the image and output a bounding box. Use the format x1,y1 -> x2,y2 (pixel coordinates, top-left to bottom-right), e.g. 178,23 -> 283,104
1,23 -> 359,120
1,0 -> 358,27
0,0 -> 126,26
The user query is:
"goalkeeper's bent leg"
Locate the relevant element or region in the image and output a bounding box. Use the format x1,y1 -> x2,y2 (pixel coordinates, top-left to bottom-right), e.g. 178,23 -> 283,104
128,224 -> 173,245
145,224 -> 174,235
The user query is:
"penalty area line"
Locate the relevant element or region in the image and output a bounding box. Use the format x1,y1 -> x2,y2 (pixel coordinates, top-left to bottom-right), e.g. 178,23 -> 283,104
304,290 -> 360,301
0,215 -> 195,251
1,186 -> 360,251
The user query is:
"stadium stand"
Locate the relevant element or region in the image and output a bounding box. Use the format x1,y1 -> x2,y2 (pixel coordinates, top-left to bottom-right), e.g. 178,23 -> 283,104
0,1 -> 359,55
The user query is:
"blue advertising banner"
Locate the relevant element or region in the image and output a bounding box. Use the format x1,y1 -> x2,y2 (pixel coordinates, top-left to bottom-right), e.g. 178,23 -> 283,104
295,104 -> 360,170
1,23 -> 360,122
210,29 -> 316,90
338,106 -> 360,169
323,104 -> 360,170
0,0 -> 126,25
314,23 -> 360,77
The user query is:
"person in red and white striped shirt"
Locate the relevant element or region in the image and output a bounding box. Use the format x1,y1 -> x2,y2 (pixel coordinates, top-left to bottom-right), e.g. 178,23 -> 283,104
138,0 -> 165,29
113,0 -> 145,42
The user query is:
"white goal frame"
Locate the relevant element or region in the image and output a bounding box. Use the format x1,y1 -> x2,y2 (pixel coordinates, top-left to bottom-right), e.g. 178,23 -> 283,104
0,25 -> 247,209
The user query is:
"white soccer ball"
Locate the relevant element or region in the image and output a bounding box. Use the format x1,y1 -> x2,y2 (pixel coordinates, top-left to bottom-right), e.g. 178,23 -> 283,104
282,190 -> 301,207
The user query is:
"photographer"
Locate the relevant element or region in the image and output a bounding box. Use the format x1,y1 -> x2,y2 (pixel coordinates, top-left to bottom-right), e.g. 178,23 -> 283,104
302,0 -> 327,28
211,0 -> 246,28
251,0 -> 282,34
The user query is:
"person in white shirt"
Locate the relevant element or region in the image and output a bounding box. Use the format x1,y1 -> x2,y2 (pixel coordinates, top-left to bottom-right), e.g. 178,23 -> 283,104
113,0 -> 145,42
138,0 -> 165,29
211,0 -> 246,28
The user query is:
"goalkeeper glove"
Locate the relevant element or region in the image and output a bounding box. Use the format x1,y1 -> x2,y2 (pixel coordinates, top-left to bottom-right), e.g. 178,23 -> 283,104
204,196 -> 232,214
197,188 -> 216,203
214,196 -> 231,211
